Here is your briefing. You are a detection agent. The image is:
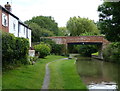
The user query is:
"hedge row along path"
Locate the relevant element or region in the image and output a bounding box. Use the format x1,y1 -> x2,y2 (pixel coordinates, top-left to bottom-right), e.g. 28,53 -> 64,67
41,58 -> 68,89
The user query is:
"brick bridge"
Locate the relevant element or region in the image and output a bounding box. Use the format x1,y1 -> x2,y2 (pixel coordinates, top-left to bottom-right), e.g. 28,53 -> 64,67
46,36 -> 109,59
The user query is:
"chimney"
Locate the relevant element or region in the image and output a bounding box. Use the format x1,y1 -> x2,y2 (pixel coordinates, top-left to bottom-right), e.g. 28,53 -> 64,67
4,2 -> 11,12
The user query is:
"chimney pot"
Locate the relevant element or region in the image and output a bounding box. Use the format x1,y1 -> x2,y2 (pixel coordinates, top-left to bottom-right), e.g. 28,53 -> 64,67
5,2 -> 11,12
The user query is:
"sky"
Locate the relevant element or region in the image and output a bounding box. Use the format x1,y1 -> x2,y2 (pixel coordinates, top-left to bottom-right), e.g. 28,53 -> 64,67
0,0 -> 103,27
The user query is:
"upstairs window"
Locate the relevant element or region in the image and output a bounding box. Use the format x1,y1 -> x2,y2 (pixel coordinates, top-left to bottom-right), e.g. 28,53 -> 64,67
2,13 -> 8,27
24,27 -> 25,35
13,23 -> 16,31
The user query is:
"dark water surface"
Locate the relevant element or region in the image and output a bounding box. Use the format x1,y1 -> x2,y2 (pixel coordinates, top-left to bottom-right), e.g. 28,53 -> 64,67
76,57 -> 119,86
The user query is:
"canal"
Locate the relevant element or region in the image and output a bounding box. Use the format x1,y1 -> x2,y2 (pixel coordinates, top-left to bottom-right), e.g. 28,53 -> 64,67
76,57 -> 119,90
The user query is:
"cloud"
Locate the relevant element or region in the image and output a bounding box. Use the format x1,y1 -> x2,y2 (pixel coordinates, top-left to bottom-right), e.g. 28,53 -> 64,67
0,0 -> 103,27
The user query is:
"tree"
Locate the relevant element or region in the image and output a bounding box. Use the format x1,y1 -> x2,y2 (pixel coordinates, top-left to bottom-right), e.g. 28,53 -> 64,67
58,27 -> 69,36
25,16 -> 59,35
66,16 -> 99,36
98,2 -> 120,42
25,22 -> 54,42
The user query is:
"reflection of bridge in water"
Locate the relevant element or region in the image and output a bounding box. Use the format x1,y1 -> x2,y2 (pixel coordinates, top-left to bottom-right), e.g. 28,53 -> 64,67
46,36 -> 110,59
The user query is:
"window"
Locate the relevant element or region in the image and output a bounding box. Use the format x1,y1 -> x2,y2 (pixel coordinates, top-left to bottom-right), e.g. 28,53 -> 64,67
2,13 -> 8,27
24,27 -> 25,35
13,23 -> 15,30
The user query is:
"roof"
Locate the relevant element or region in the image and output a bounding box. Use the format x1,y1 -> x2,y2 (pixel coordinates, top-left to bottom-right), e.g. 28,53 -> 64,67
0,5 -> 19,20
19,20 -> 31,30
0,5 -> 31,30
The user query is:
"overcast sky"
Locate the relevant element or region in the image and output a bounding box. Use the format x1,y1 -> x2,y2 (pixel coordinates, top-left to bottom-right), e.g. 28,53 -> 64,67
0,0 -> 103,27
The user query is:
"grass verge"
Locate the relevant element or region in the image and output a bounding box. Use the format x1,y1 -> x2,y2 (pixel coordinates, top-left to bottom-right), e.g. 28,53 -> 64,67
2,55 -> 65,89
49,58 -> 87,89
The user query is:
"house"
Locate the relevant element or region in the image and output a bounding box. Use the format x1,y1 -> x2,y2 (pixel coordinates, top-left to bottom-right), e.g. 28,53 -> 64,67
0,2 -> 31,46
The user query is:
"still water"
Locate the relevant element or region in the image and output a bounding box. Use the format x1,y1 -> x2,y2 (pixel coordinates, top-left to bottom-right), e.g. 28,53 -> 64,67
76,57 -> 119,90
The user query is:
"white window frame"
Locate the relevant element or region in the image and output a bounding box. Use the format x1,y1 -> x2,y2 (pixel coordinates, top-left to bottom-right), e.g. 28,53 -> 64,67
2,13 -> 8,27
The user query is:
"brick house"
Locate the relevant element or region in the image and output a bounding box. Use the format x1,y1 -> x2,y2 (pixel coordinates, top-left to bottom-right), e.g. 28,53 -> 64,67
0,2 -> 31,46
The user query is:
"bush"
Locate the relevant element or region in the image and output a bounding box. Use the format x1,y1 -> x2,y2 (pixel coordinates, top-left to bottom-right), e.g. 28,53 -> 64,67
34,43 -> 51,58
103,42 -> 120,63
28,56 -> 38,65
52,44 -> 65,55
40,38 -> 66,55
2,31 -> 30,67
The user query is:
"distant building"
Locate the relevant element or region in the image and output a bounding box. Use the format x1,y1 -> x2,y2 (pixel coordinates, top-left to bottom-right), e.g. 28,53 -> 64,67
0,2 -> 31,46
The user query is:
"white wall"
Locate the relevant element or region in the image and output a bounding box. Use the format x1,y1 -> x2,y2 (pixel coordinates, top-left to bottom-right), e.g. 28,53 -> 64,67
19,24 -> 25,38
9,15 -> 18,37
19,24 -> 31,47
28,29 -> 31,47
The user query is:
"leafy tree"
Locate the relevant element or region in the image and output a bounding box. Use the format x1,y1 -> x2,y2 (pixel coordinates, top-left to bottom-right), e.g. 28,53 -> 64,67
98,2 -> 120,42
26,22 -> 54,42
58,27 -> 69,36
66,16 -> 99,36
25,16 -> 59,35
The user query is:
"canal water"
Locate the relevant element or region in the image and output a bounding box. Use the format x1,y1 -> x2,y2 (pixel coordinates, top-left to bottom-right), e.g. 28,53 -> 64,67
76,57 -> 119,90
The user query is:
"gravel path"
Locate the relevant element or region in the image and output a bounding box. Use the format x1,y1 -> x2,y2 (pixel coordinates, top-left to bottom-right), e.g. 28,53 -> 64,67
41,58 -> 68,90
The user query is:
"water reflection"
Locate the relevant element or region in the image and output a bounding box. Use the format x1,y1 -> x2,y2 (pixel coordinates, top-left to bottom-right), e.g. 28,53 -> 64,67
76,57 -> 119,88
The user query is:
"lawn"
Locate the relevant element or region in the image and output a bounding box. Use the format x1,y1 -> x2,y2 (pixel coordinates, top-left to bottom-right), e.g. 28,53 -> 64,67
49,58 -> 87,89
2,55 -> 65,89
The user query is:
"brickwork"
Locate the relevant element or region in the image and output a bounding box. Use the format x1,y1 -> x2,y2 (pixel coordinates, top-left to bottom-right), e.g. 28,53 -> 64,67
47,36 -> 109,46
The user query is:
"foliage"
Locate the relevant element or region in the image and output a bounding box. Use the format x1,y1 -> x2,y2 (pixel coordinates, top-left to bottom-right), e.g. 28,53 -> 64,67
25,16 -> 59,36
103,42 -> 120,63
52,44 -> 65,55
25,22 -> 54,42
80,32 -> 101,36
40,38 -> 66,55
76,45 -> 98,57
58,27 -> 69,36
66,16 -> 99,36
98,2 -> 120,42
33,43 -> 51,58
2,32 -> 30,68
28,56 -> 38,65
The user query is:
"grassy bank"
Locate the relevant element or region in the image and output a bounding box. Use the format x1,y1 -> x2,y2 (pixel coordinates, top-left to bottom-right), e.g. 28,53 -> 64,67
2,55 -> 65,89
49,59 -> 87,89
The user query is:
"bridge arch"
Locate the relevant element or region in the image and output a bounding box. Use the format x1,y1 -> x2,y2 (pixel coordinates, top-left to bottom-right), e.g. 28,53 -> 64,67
46,36 -> 109,59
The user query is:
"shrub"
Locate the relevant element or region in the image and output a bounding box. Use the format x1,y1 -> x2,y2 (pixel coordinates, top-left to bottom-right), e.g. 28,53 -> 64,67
34,43 -> 51,58
103,42 -> 120,63
28,56 -> 38,65
2,31 -> 30,68
40,38 -> 66,55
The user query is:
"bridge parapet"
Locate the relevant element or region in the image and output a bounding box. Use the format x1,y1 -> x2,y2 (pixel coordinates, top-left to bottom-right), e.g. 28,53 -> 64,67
47,36 -> 109,46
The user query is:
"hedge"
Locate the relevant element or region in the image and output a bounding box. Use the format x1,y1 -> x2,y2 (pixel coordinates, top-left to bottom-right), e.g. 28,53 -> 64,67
2,31 -> 30,67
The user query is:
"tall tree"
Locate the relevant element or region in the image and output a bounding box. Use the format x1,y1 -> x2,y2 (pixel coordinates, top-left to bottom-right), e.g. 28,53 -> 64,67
66,16 -> 99,36
98,2 -> 120,42
25,16 -> 59,35
26,22 -> 54,42
58,27 -> 69,36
